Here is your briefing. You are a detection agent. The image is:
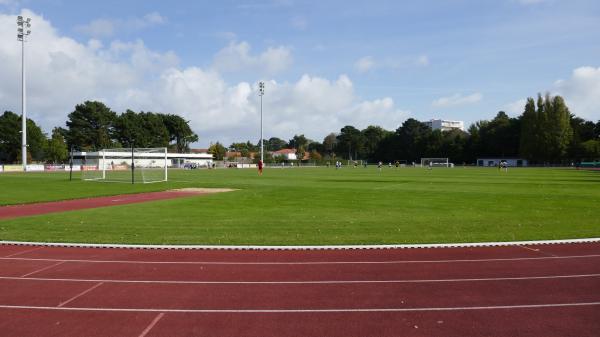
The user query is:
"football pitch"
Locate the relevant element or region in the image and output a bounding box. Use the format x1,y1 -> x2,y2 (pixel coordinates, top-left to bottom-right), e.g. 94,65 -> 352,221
0,167 -> 598,245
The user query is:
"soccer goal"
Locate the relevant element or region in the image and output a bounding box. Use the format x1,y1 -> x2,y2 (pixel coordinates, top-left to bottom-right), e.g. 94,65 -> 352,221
82,148 -> 168,183
420,158 -> 451,167
346,160 -> 364,167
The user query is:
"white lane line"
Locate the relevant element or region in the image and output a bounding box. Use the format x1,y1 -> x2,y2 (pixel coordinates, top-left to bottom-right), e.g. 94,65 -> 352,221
20,261 -> 65,278
0,302 -> 598,313
138,313 -> 165,337
2,237 -> 599,250
521,246 -> 558,257
2,254 -> 600,265
58,282 -> 104,307
2,247 -> 44,258
1,274 -> 598,285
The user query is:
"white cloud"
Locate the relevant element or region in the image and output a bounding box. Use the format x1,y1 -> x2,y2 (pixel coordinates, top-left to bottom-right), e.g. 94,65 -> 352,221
432,93 -> 483,108
76,19 -> 115,38
290,16 -> 307,30
76,12 -> 167,38
212,41 -> 293,75
0,10 -> 408,146
554,66 -> 600,120
355,56 -> 375,73
143,12 -> 166,25
416,55 -> 429,67
215,31 -> 237,40
356,55 -> 429,73
502,98 -> 527,115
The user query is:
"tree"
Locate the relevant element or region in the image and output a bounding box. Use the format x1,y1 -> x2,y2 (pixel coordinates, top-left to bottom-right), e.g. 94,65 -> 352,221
580,140 -> 600,160
336,126 -> 364,160
296,146 -> 306,162
388,118 -> 431,162
288,134 -> 309,150
46,127 -> 68,163
361,125 -> 391,161
472,111 -> 520,158
520,94 -> 573,163
546,95 -> 573,161
162,114 -> 198,152
65,101 -> 117,150
114,110 -> 144,147
309,150 -> 322,161
519,98 -> 538,161
266,137 -> 287,151
0,111 -> 47,163
208,142 -> 227,160
322,133 -> 338,158
0,111 -> 21,163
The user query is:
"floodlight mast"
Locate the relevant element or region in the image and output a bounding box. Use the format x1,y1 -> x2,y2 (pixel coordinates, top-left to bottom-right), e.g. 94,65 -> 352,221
17,16 -> 31,171
258,81 -> 265,163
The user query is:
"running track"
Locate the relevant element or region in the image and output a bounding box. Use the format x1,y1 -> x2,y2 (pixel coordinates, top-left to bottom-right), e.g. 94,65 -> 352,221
0,242 -> 599,336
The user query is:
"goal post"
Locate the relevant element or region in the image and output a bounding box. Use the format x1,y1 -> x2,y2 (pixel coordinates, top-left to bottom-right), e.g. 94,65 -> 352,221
420,157 -> 450,167
82,147 -> 168,183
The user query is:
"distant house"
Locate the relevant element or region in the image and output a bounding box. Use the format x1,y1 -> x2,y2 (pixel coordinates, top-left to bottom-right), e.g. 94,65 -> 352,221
190,148 -> 209,154
272,149 -> 297,161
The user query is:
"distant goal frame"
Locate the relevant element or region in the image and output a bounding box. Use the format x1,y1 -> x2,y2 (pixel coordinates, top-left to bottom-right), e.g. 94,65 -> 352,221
420,157 -> 451,168
81,147 -> 168,184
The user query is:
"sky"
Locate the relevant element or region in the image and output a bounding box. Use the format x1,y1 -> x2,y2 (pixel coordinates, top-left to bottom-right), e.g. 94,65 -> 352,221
1,0 -> 599,147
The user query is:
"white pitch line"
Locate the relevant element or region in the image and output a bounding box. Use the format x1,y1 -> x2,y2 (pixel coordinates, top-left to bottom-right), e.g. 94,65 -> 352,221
2,254 -> 600,265
1,274 -> 598,285
1,302 -> 599,313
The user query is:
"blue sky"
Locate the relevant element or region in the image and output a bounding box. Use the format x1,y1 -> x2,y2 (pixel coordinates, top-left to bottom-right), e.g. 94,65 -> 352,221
1,0 -> 599,146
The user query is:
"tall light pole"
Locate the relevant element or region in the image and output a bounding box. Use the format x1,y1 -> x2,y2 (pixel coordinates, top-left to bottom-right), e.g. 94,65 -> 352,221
17,15 -> 31,171
258,81 -> 265,163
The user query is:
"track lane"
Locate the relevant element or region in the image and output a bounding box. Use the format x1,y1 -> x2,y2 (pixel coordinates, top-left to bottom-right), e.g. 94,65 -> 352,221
3,255 -> 598,282
0,243 -> 599,337
146,306 -> 600,337
0,308 -> 158,337
1,277 -> 598,310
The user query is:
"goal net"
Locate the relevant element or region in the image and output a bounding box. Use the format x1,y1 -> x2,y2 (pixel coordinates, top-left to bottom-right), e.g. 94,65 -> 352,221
82,148 -> 168,183
420,158 -> 450,167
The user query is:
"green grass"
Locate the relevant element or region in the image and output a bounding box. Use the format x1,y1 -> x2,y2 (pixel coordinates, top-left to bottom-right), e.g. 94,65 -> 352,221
0,167 -> 599,245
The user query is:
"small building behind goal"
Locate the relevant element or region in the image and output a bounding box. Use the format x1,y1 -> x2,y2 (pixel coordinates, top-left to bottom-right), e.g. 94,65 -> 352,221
477,158 -> 528,167
73,148 -> 213,183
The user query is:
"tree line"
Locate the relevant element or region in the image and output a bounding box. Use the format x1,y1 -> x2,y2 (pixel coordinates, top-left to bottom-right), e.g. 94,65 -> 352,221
1,94 -> 598,165
214,93 -> 599,164
0,101 -> 198,164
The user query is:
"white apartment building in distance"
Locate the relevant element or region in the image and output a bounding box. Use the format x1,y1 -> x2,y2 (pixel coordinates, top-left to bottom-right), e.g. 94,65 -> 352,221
424,119 -> 465,131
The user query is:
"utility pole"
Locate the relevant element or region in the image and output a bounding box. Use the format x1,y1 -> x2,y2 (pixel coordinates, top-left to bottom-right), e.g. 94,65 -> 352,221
17,15 -> 32,171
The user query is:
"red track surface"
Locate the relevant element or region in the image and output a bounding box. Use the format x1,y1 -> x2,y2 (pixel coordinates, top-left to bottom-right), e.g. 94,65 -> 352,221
0,191 -> 202,220
0,243 -> 599,336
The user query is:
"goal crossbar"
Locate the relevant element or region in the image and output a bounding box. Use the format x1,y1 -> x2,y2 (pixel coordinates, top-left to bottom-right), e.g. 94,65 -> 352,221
82,148 -> 168,183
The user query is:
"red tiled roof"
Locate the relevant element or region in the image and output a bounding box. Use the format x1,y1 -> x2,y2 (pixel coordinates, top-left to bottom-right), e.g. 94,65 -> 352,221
272,148 -> 296,154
